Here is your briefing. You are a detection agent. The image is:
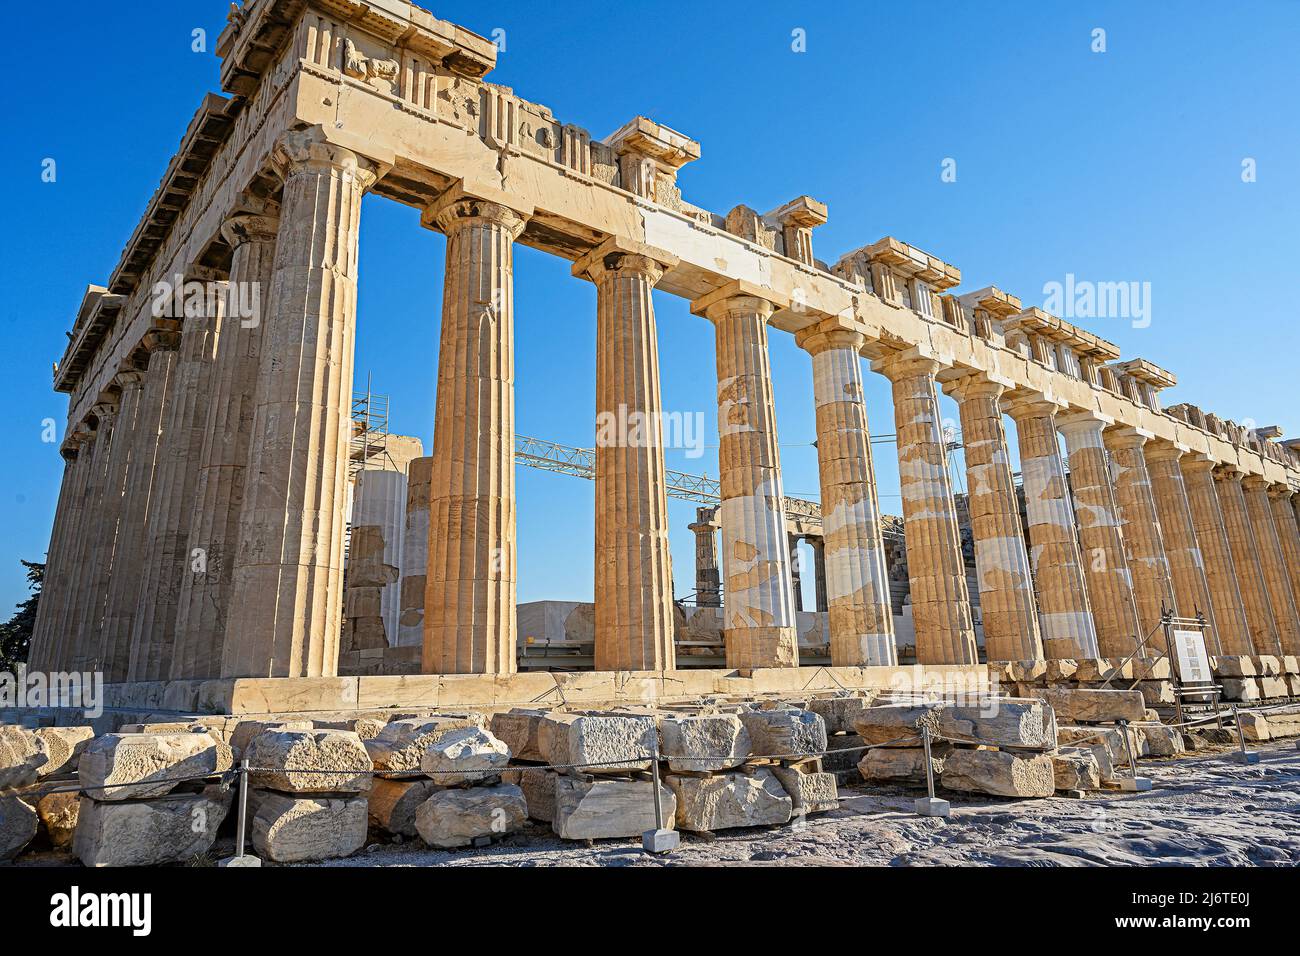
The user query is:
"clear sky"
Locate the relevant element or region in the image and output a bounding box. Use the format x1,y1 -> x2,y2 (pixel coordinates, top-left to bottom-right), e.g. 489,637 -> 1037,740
0,0 -> 1296,617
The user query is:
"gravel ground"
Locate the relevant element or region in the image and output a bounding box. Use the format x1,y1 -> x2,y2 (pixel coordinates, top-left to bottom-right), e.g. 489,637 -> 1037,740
300,737 -> 1300,868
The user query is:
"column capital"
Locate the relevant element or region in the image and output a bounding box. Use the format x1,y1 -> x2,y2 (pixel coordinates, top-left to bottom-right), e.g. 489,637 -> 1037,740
690,279 -> 781,321
1212,462 -> 1243,482
271,125 -> 380,191
421,181 -> 532,238
793,315 -> 865,355
1056,409 -> 1113,435
111,368 -> 147,391
141,328 -> 182,353
869,346 -> 945,381
572,236 -> 678,285
1266,483 -> 1296,500
1180,453 -> 1217,475
220,212 -> 280,249
1103,424 -> 1151,450
1241,474 -> 1271,492
1144,438 -> 1190,462
90,400 -> 119,428
940,369 -> 1008,403
1002,390 -> 1063,421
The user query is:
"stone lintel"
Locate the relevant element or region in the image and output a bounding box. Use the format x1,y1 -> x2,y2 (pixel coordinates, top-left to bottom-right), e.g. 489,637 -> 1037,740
764,195 -> 829,229
1253,424 -> 1284,440
571,236 -> 679,283
956,285 -> 1022,319
1005,307 -> 1120,360
859,236 -> 960,289
602,116 -> 701,170
1115,357 -> 1177,390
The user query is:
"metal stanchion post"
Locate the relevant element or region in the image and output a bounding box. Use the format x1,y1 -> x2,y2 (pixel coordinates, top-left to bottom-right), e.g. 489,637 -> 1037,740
218,758 -> 262,868
641,738 -> 679,854
1116,719 -> 1152,791
1230,705 -> 1260,764
914,725 -> 950,817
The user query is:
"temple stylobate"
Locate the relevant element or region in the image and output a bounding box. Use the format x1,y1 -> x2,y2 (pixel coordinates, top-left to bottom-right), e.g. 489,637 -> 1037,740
27,0 -> 1300,698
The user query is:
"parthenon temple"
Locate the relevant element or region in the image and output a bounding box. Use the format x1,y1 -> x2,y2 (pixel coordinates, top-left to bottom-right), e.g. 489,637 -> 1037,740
26,0 -> 1300,715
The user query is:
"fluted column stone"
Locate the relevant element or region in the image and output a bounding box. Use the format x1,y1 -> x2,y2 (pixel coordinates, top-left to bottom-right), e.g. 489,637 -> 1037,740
77,372 -> 147,673
946,375 -> 1042,663
577,241 -> 677,672
28,429 -> 95,672
1242,476 -> 1300,656
171,213 -> 278,680
874,349 -> 977,665
1006,398 -> 1098,659
222,127 -> 377,678
1057,412 -> 1142,658
1213,467 -> 1281,656
703,293 -> 799,669
1180,456 -> 1253,655
61,408 -> 117,673
1269,487 -> 1300,641
419,190 -> 528,675
689,518 -> 722,608
1143,442 -> 1217,648
796,323 -> 895,666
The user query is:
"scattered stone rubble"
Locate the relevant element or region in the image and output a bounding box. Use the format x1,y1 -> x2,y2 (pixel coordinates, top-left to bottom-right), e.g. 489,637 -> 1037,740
1,676 -> 1297,865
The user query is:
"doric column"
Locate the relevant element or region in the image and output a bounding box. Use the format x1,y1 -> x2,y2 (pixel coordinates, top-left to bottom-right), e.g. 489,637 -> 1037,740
1057,412 -> 1142,658
1269,487 -> 1300,636
28,429 -> 95,672
796,322 -> 895,666
1006,397 -> 1098,659
874,349 -> 976,665
98,333 -> 178,681
127,274 -> 224,682
171,213 -> 278,680
1102,427 -> 1177,642
688,515 -> 722,608
1214,466 -> 1281,656
576,240 -> 677,672
788,534 -> 804,612
1180,456 -> 1253,655
699,291 -> 798,669
398,456 -> 433,647
1242,476 -> 1300,655
1143,443 -> 1215,642
44,423 -> 100,672
945,374 -> 1042,663
76,372 -> 148,673
418,188 -> 529,675
61,405 -> 119,672
810,536 -> 829,613
223,127 -> 377,678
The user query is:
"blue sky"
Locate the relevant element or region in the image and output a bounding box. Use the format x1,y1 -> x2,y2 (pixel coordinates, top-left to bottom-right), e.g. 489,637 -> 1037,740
1,0 -> 1296,616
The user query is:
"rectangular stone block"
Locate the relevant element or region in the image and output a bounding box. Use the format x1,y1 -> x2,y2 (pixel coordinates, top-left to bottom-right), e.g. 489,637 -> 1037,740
78,733 -> 223,801
857,745 -> 947,784
552,775 -> 675,840
1213,656 -> 1257,678
543,713 -> 656,773
1221,678 -> 1261,702
807,695 -> 875,736
936,699 -> 1057,751
1051,747 -> 1101,791
251,791 -> 368,863
1137,681 -> 1176,707
667,769 -> 792,831
940,749 -> 1056,798
245,729 -> 372,794
658,713 -> 749,772
367,778 -> 442,837
822,734 -> 866,772
771,766 -> 838,815
1026,687 -> 1146,723
488,709 -> 549,763
501,766 -> 557,823
738,708 -> 827,757
1258,676 -> 1289,699
74,787 -> 230,867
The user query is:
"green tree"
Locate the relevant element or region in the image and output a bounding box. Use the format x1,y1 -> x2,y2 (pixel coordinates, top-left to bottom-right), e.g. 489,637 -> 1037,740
0,560 -> 42,672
